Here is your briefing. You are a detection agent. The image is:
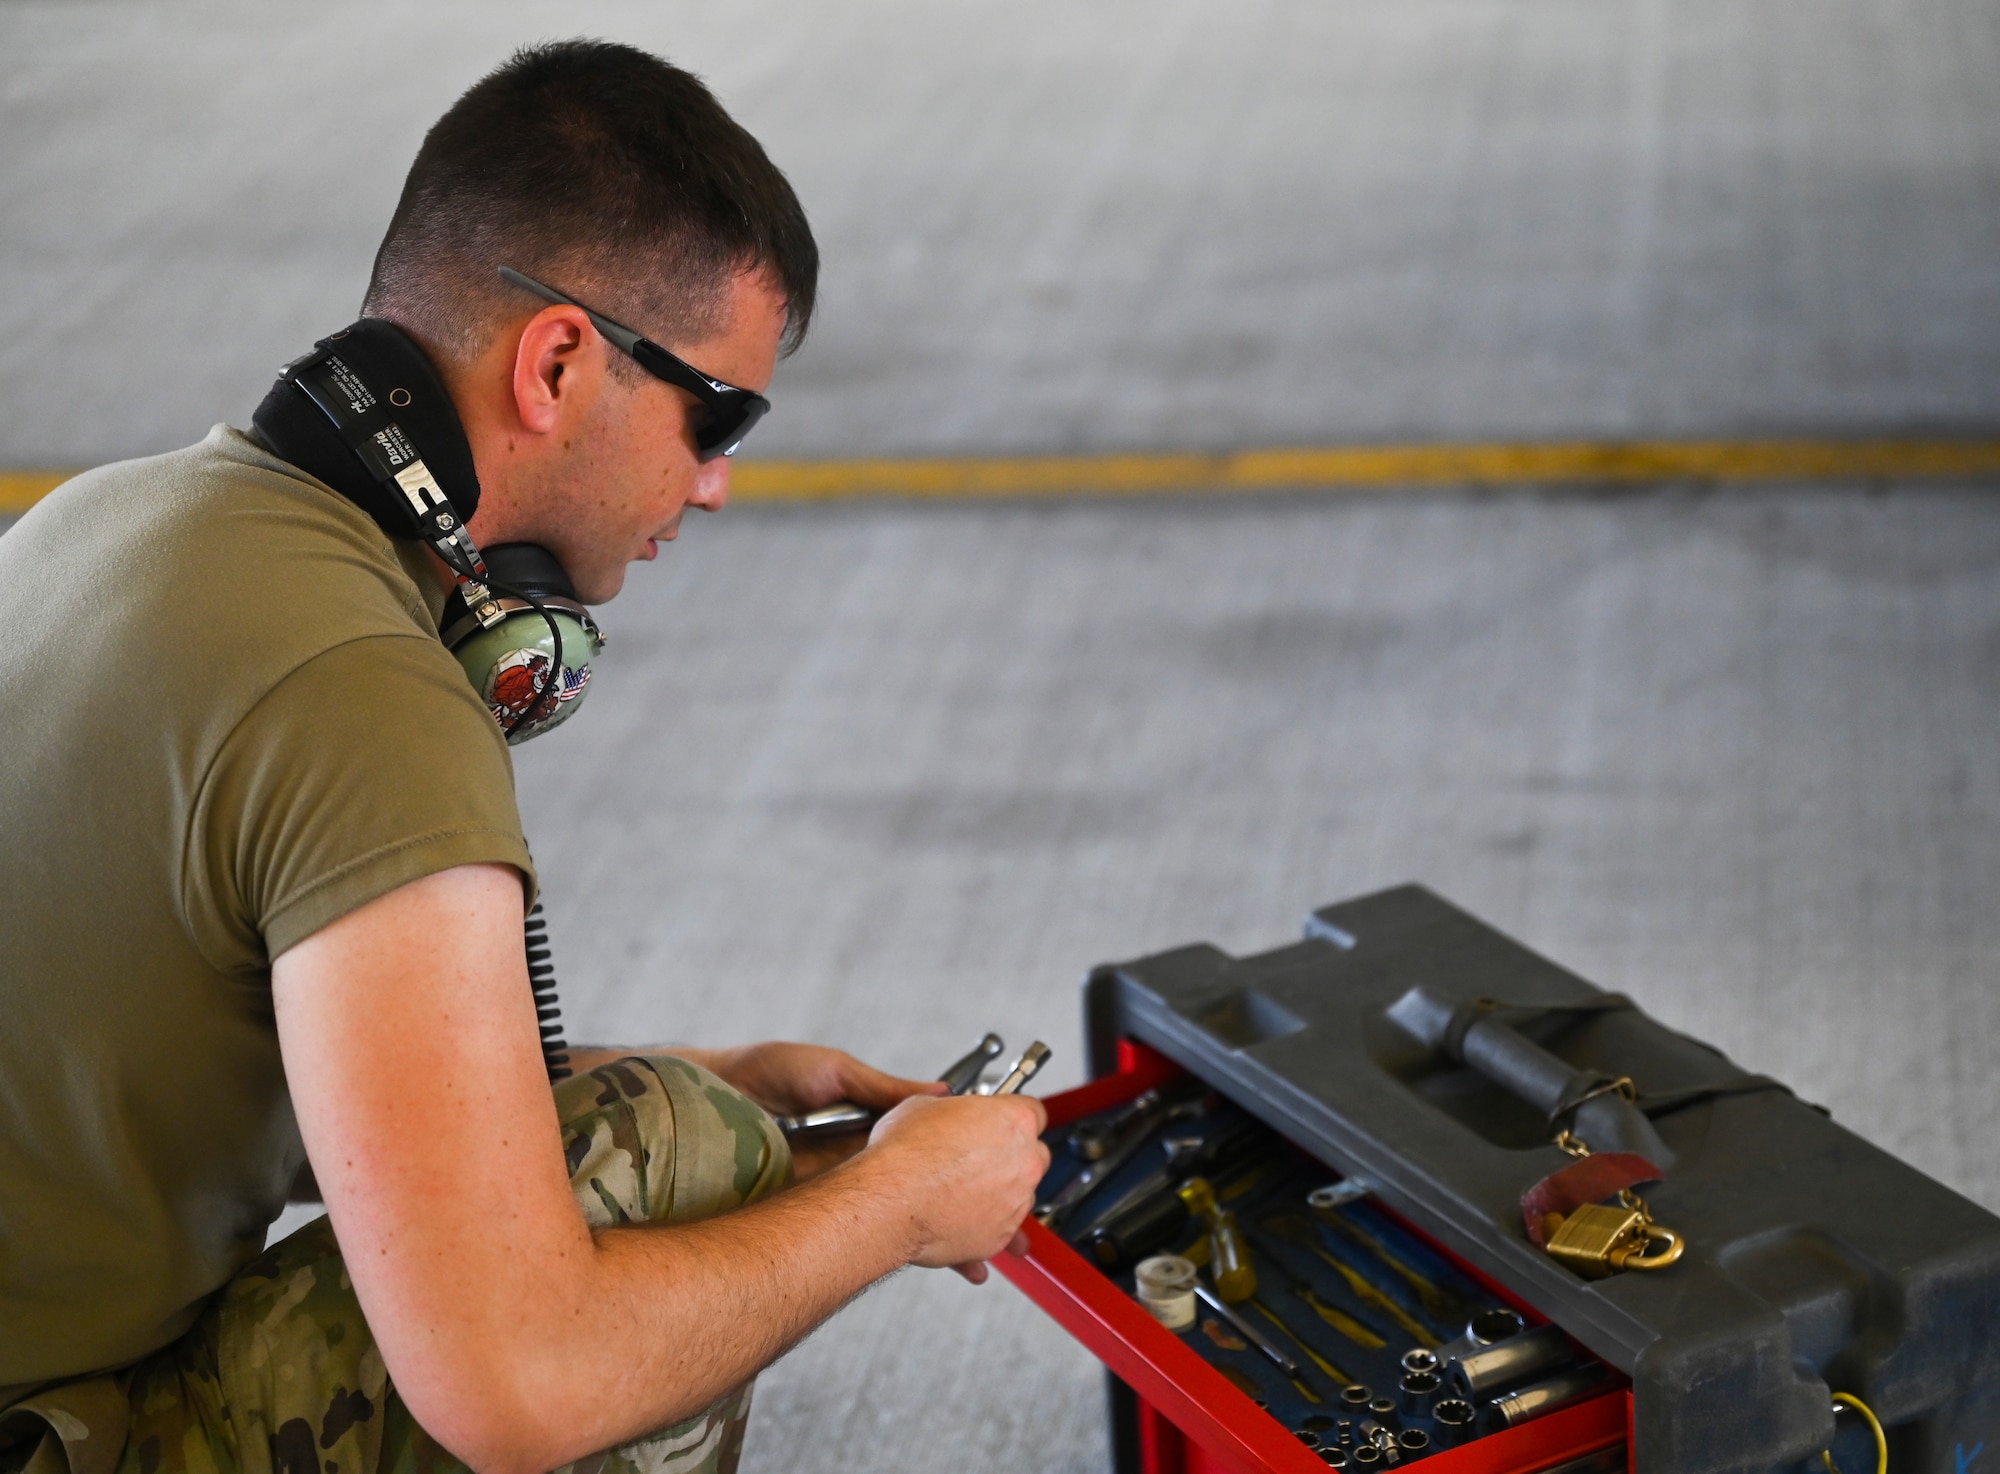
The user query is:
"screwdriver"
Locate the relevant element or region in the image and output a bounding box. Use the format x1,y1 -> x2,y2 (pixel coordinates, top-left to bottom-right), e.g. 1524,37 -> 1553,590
1194,1281 -> 1303,1381
1181,1177 -> 1258,1304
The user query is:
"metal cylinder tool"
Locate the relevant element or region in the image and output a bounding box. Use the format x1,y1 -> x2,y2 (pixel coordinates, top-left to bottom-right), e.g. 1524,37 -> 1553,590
1447,1322 -> 1575,1401
989,1040 -> 1051,1096
1482,1365 -> 1613,1433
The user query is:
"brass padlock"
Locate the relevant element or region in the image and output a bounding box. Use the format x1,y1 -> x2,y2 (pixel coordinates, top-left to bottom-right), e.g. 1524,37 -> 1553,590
1544,1202 -> 1685,1279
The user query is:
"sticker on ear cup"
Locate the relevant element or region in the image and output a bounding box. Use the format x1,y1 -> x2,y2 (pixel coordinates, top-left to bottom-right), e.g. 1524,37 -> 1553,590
483,647 -> 592,740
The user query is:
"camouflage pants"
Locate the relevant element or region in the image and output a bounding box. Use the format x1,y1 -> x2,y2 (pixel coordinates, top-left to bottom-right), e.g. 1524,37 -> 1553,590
0,1056 -> 792,1474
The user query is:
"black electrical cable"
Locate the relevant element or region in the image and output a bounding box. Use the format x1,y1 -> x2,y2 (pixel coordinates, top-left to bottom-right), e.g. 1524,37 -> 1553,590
524,902 -> 570,1083
455,573 -> 571,1080
476,578 -> 566,742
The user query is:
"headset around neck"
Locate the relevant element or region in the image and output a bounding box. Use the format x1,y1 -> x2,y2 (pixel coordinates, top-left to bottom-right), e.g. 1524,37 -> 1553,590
251,318 -> 606,744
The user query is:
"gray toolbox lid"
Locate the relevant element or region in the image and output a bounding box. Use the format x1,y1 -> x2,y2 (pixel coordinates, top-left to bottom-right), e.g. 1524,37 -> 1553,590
1082,884 -> 2000,1474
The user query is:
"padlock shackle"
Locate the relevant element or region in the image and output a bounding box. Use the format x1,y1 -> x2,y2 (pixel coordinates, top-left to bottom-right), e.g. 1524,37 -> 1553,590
1614,1223 -> 1685,1272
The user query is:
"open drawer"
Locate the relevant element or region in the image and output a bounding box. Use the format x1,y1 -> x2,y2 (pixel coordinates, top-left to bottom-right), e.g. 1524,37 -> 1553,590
995,1040 -> 1631,1474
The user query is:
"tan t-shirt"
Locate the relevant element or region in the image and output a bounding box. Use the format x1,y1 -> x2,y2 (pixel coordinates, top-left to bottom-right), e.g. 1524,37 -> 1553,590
0,426 -> 535,1390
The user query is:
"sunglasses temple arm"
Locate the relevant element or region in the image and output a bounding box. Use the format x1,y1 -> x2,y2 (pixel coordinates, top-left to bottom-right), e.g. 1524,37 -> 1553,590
497,266 -> 645,358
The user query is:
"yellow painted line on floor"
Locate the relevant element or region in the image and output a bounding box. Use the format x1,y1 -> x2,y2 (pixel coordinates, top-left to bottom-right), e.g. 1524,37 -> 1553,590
728,439 -> 2000,502
1,471 -> 73,513
6,439 -> 1999,514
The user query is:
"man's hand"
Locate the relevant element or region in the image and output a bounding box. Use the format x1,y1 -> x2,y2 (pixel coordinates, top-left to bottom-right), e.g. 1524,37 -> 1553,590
863,1091 -> 1049,1284
572,1041 -> 950,1181
682,1041 -> 947,1118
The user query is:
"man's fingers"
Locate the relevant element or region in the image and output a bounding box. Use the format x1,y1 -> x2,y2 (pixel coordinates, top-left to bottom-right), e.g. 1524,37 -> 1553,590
841,1060 -> 948,1110
1018,1094 -> 1049,1133
946,1224 -> 1030,1283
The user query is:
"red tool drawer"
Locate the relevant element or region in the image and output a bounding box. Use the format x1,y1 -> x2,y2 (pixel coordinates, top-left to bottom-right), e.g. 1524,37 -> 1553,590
995,1041 -> 1632,1474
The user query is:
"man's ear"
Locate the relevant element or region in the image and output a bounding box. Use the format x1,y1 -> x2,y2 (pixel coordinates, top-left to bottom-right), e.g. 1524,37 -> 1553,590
509,305 -> 598,434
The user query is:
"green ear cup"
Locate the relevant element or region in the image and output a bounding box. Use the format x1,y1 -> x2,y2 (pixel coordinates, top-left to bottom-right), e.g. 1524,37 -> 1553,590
452,604 -> 605,745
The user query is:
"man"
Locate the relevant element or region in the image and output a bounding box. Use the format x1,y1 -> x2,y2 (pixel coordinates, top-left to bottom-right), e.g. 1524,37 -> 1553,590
0,40 -> 1049,1474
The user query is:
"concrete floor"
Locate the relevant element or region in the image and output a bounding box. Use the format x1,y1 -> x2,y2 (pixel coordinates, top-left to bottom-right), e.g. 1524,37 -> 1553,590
2,0 -> 1998,464
5,3 -> 1999,1472
530,485 -> 1999,1474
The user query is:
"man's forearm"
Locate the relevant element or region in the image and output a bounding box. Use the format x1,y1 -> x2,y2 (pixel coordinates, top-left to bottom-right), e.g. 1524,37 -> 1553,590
496,1148 -> 917,1468
276,870 -> 1045,1474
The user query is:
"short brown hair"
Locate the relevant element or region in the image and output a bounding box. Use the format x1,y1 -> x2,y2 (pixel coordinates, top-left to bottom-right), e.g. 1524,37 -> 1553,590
364,41 -> 818,365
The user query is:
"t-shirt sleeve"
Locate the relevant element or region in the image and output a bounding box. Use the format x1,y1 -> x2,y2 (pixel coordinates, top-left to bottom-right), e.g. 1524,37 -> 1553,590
182,633 -> 537,970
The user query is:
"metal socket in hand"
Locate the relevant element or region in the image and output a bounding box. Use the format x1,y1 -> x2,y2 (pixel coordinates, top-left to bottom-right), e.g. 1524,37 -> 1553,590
1448,1322 -> 1574,1400
990,1040 -> 1050,1095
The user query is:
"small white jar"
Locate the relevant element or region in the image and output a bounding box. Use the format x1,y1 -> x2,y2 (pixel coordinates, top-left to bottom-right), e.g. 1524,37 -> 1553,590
1134,1254 -> 1199,1330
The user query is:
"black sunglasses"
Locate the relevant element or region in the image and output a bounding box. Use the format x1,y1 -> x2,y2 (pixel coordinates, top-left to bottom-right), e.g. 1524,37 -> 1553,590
498,266 -> 771,461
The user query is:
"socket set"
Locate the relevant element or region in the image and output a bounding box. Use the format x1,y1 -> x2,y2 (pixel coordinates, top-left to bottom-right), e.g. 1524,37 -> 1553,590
1034,1094 -> 1615,1465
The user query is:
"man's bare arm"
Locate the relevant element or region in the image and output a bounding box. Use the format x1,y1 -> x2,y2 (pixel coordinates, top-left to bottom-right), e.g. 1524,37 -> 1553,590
273,864 -> 1048,1474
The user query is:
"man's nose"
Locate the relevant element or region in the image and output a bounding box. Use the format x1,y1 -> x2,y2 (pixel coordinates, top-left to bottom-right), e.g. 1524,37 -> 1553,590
689,457 -> 731,513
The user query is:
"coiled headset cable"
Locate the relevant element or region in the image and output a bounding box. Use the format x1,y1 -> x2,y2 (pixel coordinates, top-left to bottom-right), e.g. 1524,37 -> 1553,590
480,576 -> 565,742
523,902 -> 571,1083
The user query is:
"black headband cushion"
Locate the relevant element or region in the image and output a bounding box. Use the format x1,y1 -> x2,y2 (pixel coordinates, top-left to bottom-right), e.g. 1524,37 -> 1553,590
479,543 -> 582,604
252,318 -> 482,537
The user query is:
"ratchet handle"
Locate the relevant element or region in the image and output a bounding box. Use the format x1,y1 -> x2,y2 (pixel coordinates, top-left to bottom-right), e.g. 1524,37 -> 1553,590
772,1102 -> 877,1138
939,1032 -> 1006,1095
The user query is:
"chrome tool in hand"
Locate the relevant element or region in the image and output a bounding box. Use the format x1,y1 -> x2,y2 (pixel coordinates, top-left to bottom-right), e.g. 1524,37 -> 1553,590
938,1033 -> 1006,1095
775,1033 -> 1014,1138
989,1041 -> 1051,1096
